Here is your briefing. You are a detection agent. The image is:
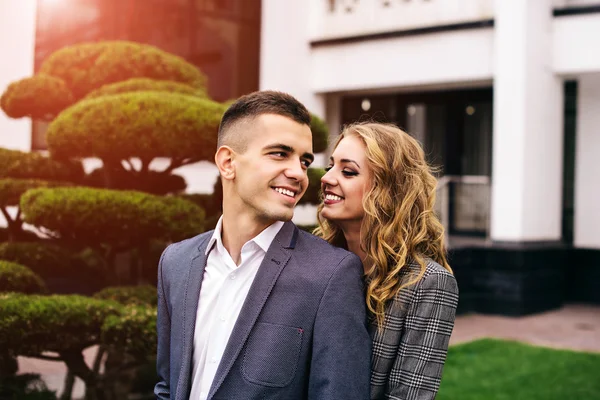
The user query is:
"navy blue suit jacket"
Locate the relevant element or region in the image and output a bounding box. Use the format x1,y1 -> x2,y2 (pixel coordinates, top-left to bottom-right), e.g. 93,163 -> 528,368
155,221 -> 371,399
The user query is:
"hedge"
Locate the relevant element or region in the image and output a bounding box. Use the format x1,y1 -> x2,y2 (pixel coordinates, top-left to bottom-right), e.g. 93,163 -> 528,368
85,78 -> 207,100
93,285 -> 157,306
101,305 -> 157,359
85,167 -> 187,195
310,114 -> 329,154
39,41 -> 206,99
0,148 -> 83,182
20,187 -> 205,247
0,74 -> 74,120
0,261 -> 46,294
0,178 -> 70,207
300,167 -> 326,205
0,242 -> 81,281
46,91 -> 225,162
0,293 -> 121,356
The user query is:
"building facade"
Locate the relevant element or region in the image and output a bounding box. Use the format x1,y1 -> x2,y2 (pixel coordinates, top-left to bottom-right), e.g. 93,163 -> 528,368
260,0 -> 600,313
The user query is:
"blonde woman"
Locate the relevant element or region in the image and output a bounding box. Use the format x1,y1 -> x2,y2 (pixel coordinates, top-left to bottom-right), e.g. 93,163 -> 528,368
316,122 -> 459,400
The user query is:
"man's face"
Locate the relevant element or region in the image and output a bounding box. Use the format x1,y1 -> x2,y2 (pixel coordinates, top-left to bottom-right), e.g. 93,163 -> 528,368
231,114 -> 314,225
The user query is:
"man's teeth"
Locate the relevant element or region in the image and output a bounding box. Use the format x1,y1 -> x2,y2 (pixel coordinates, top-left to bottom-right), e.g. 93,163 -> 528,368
274,188 -> 295,197
325,194 -> 342,201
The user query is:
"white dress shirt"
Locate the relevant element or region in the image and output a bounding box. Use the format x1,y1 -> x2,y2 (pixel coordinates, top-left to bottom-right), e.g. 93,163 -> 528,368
189,217 -> 284,400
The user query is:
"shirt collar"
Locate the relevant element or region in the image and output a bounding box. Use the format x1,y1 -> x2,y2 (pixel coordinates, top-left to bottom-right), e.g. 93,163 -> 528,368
206,216 -> 285,255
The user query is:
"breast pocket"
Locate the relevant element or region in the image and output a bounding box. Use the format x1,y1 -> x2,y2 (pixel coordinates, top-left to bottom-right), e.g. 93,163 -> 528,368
241,322 -> 304,387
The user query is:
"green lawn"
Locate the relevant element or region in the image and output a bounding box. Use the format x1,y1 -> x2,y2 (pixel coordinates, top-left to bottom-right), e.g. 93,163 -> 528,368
438,339 -> 600,400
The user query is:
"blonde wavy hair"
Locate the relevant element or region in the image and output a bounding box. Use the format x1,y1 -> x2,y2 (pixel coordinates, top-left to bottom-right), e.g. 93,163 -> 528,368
315,122 -> 452,328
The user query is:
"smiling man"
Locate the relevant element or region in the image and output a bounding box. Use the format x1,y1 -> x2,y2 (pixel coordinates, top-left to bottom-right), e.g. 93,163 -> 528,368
155,91 -> 371,400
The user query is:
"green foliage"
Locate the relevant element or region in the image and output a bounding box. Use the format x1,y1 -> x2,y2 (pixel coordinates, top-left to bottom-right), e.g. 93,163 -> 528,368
0,261 -> 46,294
300,167 -> 325,205
20,187 -> 205,247
310,113 -> 329,153
0,74 -> 74,120
94,285 -> 157,306
86,167 -> 187,195
0,148 -> 83,182
102,305 -> 157,359
0,242 -> 79,281
0,373 -> 57,400
39,41 -> 207,99
85,77 -> 207,100
0,178 -> 70,207
47,92 -> 225,162
0,293 -> 122,356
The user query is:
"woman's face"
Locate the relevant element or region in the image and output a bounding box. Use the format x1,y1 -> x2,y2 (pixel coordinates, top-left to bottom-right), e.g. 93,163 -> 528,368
320,135 -> 371,225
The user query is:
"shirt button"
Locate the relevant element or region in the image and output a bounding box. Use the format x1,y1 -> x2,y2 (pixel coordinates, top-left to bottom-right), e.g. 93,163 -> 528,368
230,274 -> 236,280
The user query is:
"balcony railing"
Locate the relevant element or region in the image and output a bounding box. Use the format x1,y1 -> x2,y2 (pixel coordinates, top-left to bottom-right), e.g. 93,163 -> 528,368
310,0 -> 494,41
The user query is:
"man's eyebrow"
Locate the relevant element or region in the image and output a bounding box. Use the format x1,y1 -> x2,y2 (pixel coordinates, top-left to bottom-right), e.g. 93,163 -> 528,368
329,156 -> 360,169
264,144 -> 314,163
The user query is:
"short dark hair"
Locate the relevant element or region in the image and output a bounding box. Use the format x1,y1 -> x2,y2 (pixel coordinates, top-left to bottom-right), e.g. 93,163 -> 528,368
217,90 -> 311,150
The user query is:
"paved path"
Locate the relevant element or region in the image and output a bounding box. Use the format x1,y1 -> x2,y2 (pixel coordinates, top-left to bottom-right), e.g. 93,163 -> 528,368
451,303 -> 600,353
16,303 -> 600,398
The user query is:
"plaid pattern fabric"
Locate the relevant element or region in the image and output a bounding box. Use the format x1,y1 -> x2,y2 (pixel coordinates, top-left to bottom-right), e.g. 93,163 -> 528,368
370,260 -> 459,400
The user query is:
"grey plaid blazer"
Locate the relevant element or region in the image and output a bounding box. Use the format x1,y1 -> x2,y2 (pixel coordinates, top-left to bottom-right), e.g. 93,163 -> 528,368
369,259 -> 459,400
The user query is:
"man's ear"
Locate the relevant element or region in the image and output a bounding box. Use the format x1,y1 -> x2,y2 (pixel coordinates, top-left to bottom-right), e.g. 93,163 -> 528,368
215,146 -> 236,180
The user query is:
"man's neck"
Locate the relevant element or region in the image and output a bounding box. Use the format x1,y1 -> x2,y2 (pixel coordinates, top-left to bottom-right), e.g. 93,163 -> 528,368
220,212 -> 273,265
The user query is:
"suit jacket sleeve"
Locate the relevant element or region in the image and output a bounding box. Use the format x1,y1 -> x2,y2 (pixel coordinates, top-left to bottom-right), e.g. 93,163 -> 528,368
155,245 -> 172,399
387,271 -> 458,400
308,253 -> 371,400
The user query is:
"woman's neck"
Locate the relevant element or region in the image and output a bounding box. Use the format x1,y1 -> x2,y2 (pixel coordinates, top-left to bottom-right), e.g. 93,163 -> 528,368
341,225 -> 370,273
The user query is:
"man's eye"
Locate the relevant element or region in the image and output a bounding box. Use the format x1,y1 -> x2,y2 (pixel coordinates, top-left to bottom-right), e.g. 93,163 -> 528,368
301,160 -> 312,168
270,152 -> 286,157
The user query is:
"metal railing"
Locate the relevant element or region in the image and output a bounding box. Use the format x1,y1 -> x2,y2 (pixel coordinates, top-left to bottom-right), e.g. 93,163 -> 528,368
435,175 -> 491,239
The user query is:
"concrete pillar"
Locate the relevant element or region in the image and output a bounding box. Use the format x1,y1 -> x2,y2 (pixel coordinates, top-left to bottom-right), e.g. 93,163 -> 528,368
574,74 -> 600,249
259,0 -> 325,117
490,0 -> 564,242
0,1 -> 37,151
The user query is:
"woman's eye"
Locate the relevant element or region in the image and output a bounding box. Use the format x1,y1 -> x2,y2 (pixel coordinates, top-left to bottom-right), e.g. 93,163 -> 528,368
324,166 -> 333,172
342,170 -> 358,177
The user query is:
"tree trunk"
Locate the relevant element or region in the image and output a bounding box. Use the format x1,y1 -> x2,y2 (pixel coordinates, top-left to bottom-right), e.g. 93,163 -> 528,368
60,370 -> 75,400
60,350 -> 106,400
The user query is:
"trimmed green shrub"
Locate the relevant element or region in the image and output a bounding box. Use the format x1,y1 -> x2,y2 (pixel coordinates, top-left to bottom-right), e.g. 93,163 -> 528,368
46,92 -> 225,163
0,293 -> 122,356
310,113 -> 329,153
85,167 -> 187,195
20,187 -> 205,247
94,285 -> 157,306
0,178 -> 70,207
102,305 -> 157,360
0,242 -> 78,280
85,78 -> 207,100
39,41 -> 206,99
0,148 -> 83,182
0,261 -> 46,294
300,167 -> 325,205
0,74 -> 74,120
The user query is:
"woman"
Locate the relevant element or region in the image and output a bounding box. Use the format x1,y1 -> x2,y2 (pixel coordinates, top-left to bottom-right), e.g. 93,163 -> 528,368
315,122 -> 459,400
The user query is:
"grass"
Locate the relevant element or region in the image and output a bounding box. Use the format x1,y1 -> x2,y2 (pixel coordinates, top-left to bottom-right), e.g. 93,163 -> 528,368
438,339 -> 600,400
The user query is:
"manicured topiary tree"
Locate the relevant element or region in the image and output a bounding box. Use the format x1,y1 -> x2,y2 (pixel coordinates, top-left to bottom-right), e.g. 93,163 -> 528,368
0,261 -> 46,294
0,148 -> 83,241
20,187 -> 205,284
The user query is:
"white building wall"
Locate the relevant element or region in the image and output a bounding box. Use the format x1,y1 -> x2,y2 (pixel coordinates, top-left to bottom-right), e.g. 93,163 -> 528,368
490,0 -> 564,242
0,1 -> 37,151
574,74 -> 600,248
259,0 -> 325,117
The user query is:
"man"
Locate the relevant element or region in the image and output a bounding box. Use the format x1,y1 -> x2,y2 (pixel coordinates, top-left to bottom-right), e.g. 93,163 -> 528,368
154,91 -> 371,400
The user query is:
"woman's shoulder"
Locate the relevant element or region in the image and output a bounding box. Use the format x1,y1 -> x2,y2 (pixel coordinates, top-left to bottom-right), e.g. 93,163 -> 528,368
394,259 -> 458,301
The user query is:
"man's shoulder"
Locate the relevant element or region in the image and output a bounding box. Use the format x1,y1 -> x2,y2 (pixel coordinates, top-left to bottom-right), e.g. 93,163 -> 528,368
161,230 -> 213,264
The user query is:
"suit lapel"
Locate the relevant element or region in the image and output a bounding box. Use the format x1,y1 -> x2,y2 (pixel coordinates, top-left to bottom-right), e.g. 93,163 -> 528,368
208,222 -> 298,399
175,236 -> 211,400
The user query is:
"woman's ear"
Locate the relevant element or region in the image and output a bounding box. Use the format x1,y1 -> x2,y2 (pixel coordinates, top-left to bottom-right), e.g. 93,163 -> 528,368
215,146 -> 236,180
